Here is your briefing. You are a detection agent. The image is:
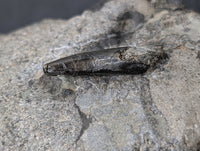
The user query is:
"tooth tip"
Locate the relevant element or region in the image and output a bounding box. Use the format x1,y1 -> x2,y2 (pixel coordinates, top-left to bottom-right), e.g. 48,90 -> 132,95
43,64 -> 48,74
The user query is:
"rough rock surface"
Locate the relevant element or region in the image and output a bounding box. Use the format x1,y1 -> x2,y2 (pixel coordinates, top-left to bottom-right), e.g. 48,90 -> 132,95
0,0 -> 200,150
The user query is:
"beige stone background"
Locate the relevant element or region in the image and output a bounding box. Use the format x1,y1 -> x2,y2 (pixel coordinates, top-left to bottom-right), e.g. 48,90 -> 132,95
0,0 -> 200,150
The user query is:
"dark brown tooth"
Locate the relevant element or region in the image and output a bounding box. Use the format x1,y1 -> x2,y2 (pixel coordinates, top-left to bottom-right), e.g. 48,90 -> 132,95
43,47 -> 167,76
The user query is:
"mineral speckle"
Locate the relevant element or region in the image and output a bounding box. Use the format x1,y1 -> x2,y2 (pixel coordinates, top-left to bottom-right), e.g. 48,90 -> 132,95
0,0 -> 200,150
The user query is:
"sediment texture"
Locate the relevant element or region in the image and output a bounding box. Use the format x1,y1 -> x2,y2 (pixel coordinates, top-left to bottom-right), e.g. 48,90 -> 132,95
0,0 -> 200,150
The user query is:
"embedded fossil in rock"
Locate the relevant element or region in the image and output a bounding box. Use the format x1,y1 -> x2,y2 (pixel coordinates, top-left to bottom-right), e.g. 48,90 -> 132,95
43,46 -> 167,76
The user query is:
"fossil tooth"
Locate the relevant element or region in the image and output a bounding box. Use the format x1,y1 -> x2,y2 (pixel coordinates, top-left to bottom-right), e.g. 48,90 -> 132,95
43,47 -> 166,76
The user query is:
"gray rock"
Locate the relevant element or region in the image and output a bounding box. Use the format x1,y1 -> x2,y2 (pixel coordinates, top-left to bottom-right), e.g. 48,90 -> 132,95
0,0 -> 200,150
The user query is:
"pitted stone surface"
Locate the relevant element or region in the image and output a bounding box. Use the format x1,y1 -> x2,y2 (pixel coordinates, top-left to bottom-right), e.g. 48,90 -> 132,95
0,0 -> 200,150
